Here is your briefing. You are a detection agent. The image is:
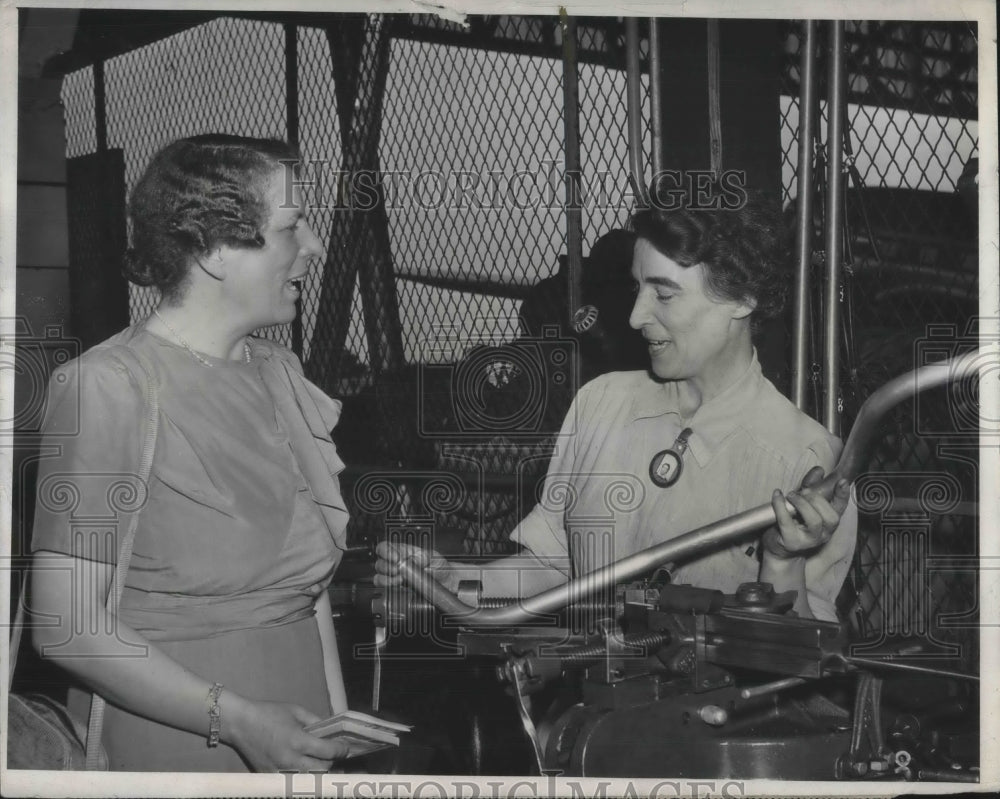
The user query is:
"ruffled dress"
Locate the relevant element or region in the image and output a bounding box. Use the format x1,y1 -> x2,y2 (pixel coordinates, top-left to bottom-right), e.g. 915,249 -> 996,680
31,326 -> 350,771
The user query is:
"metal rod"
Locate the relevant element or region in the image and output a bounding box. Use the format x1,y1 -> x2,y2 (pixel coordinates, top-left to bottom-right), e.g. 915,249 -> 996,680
92,57 -> 114,338
792,20 -> 818,411
832,349 -> 982,480
397,500 -> 798,625
648,17 -> 664,176
394,270 -> 534,301
875,283 -> 977,304
285,22 -> 303,359
850,257 -> 977,285
822,21 -> 846,435
739,676 -> 807,700
285,23 -> 300,147
558,632 -> 671,665
93,59 -> 107,154
395,349 -> 985,626
625,17 -> 646,201
845,656 -> 979,682
706,20 -> 722,176
560,9 -> 583,323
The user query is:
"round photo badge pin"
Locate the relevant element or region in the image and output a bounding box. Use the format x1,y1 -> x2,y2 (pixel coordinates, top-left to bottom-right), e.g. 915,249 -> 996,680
649,427 -> 694,488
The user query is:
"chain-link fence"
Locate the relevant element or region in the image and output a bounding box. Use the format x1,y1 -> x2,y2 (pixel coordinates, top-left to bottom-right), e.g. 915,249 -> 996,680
778,20 -> 980,667
64,16 -> 294,347
58,14 -> 980,652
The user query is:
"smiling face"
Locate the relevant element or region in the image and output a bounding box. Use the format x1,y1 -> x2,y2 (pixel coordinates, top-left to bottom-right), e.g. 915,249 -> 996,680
628,238 -> 755,396
217,165 -> 324,331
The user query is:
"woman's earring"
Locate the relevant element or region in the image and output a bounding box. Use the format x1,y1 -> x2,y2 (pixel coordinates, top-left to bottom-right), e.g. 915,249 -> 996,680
196,259 -> 223,282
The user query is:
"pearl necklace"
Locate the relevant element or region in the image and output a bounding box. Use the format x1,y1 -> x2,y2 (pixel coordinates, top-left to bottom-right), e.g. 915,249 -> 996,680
152,309 -> 252,367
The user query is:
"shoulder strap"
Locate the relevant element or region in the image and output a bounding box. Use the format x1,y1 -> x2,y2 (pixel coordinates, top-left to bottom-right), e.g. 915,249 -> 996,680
83,344 -> 160,769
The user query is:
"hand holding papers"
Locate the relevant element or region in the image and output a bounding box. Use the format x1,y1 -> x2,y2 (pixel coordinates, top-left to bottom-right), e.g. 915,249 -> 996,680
304,710 -> 412,759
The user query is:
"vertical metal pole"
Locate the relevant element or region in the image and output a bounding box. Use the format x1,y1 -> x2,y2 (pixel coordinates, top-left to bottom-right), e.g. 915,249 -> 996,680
648,18 -> 663,176
93,59 -> 107,155
285,23 -> 304,358
625,18 -> 646,202
822,21 -> 846,435
93,58 -> 114,328
560,10 -> 583,320
792,21 -> 817,411
285,24 -> 300,147
706,20 -> 722,176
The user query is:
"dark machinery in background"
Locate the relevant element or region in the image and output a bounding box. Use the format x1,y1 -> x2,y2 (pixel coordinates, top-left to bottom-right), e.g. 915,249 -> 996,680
330,350 -> 983,781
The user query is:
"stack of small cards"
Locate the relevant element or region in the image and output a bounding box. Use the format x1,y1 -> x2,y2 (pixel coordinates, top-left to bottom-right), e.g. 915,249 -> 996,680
305,710 -> 413,759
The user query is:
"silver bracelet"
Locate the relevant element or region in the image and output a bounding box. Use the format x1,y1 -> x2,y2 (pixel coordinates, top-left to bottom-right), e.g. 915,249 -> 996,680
206,682 -> 224,747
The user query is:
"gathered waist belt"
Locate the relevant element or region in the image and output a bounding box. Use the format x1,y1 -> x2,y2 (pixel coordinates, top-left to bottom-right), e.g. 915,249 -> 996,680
117,585 -> 317,642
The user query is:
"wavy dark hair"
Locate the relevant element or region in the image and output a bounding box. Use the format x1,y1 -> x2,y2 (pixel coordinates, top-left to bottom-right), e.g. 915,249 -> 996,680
630,187 -> 791,328
123,134 -> 301,301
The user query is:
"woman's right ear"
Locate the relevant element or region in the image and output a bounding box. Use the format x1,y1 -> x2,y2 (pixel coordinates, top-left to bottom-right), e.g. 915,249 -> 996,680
195,250 -> 225,282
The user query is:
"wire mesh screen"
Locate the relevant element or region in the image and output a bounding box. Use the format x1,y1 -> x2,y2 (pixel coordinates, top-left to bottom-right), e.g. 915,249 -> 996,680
62,17 -> 295,346
292,27 -> 348,368
779,20 -> 980,665
838,22 -> 979,669
292,25 -> 345,366
314,15 -> 653,554
578,24 -> 651,246
382,35 -> 564,360
62,66 -> 97,158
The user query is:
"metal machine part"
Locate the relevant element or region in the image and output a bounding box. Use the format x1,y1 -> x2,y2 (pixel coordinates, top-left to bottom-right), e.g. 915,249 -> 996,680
542,684 -> 853,779
462,580 -> 856,778
333,574 -> 980,780
331,579 -> 979,778
507,656 -> 547,773
483,582 -> 976,780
